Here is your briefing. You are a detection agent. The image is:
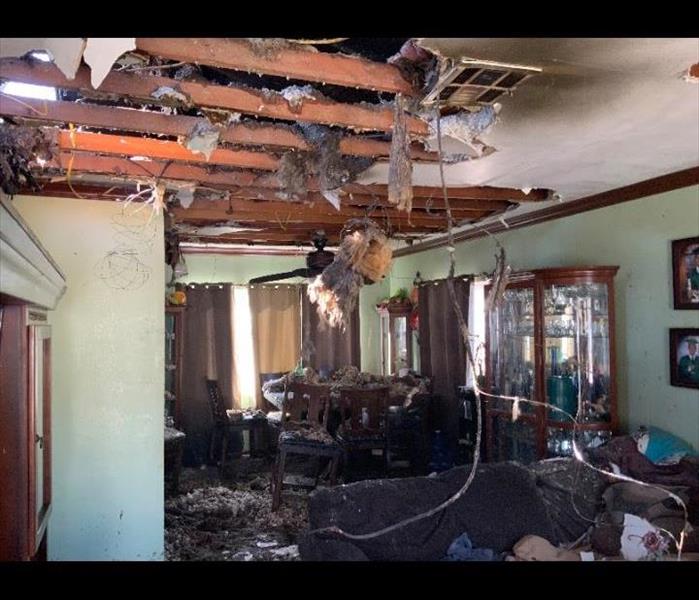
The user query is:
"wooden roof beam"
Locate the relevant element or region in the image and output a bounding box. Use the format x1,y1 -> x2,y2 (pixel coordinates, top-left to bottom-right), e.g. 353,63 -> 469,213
170,205 -> 488,228
0,96 -> 439,161
56,130 -> 280,171
52,153 -> 532,205
0,59 -> 428,135
134,38 -> 415,96
172,197 -> 493,224
343,183 -> 552,202
30,178 -> 510,217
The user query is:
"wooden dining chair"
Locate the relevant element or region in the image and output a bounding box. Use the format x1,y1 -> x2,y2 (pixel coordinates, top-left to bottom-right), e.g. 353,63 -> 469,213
336,386 -> 390,482
271,382 -> 341,511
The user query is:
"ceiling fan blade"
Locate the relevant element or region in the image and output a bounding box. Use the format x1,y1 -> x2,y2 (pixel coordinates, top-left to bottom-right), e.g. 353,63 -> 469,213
248,268 -> 312,285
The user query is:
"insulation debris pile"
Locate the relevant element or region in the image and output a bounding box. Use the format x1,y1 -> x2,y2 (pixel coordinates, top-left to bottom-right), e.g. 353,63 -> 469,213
262,365 -> 430,407
165,473 -> 305,561
277,124 -> 375,202
0,123 -> 53,195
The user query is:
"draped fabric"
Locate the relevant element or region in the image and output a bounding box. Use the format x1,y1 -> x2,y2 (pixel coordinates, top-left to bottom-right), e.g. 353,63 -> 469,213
418,278 -> 471,445
249,284 -> 302,409
180,285 -> 234,466
301,285 -> 361,377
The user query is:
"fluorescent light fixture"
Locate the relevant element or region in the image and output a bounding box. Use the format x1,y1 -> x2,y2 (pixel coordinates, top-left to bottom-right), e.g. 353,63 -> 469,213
0,81 -> 57,101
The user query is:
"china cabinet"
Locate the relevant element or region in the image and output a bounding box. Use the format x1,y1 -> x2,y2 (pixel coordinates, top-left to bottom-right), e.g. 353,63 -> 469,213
485,266 -> 619,463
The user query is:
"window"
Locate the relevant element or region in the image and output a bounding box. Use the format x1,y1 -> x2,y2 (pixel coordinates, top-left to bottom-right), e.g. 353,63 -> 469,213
467,279 -> 487,388
232,286 -> 256,409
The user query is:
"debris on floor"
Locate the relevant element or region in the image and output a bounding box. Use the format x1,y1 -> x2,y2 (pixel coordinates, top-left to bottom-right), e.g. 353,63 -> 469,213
165,468 -> 306,561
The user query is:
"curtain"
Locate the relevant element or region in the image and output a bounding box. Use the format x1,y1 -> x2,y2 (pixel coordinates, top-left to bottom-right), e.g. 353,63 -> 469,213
249,284 -> 301,409
418,277 -> 471,445
301,285 -> 361,376
180,285 -> 234,466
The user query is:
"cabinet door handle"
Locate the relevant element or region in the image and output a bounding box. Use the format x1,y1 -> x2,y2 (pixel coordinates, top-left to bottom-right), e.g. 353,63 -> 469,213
35,434 -> 44,449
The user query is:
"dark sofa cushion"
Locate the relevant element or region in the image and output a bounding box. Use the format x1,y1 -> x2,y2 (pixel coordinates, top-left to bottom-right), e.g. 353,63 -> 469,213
298,462 -> 556,561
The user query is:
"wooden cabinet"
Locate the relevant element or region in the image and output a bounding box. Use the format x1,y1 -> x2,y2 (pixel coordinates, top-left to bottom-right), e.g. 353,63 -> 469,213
485,266 -> 619,463
0,305 -> 52,560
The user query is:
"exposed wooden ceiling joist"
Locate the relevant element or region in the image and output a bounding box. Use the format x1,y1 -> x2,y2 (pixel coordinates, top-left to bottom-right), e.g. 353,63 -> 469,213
170,198 -> 492,225
134,38 -> 415,96
219,187 -> 513,212
0,96 -> 439,161
181,232 -> 343,245
0,59 -> 429,134
56,130 -> 280,170
48,153 -> 530,208
32,176 -> 510,217
342,183 -> 551,202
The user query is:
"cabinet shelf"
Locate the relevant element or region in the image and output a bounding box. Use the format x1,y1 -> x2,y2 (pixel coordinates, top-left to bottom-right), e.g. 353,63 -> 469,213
486,266 -> 619,463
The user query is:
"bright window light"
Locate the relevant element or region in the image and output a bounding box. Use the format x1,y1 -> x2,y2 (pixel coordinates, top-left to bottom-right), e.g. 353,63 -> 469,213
233,286 -> 257,409
467,280 -> 487,388
0,81 -> 57,101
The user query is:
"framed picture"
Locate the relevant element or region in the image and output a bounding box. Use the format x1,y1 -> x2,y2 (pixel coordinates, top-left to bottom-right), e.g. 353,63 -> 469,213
670,328 -> 699,389
672,236 -> 699,309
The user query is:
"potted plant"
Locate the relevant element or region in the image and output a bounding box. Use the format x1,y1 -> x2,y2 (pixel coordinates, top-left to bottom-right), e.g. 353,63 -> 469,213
387,288 -> 412,313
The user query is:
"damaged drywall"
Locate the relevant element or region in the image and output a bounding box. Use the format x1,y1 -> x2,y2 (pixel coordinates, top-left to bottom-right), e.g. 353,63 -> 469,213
0,38 -> 86,80
83,38 -> 136,88
0,37 -> 135,89
426,104 -> 500,158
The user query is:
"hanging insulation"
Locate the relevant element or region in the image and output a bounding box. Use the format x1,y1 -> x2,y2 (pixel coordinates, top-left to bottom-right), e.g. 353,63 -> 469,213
307,219 -> 392,329
387,93 -> 413,213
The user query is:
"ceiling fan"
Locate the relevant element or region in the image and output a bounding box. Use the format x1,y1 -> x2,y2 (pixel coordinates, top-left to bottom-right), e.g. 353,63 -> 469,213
248,232 -> 335,285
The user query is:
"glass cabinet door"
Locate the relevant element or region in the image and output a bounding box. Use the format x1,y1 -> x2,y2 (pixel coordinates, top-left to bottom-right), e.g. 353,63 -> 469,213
489,286 -> 536,413
488,286 -> 539,463
543,282 -> 613,455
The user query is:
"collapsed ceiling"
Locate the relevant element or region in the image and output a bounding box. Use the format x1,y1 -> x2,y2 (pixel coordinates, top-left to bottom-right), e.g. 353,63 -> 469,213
360,37 -> 699,244
0,37 -> 554,250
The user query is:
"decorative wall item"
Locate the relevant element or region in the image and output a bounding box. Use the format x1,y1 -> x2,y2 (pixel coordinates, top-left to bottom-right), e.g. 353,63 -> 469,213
672,236 -> 699,309
669,328 -> 699,389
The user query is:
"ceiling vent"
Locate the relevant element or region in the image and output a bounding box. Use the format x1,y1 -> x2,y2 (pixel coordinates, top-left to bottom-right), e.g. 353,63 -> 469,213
421,59 -> 541,112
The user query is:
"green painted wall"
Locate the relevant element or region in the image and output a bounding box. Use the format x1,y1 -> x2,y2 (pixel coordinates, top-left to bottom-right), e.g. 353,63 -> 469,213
180,253 -> 307,285
390,185 -> 699,449
182,252 -> 389,373
12,195 -> 165,561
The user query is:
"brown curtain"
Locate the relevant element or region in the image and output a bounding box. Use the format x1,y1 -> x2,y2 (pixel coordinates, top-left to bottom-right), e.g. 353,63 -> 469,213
301,285 -> 361,376
418,278 -> 470,445
249,284 -> 301,409
180,285 -> 234,466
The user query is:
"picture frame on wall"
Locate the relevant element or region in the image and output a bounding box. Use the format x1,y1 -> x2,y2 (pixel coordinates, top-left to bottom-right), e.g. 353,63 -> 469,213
672,236 -> 699,309
670,328 -> 699,389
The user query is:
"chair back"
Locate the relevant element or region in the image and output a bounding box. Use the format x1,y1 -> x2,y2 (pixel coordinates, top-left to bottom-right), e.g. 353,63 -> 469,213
283,382 -> 331,429
260,371 -> 286,387
206,379 -> 229,426
339,386 -> 390,433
